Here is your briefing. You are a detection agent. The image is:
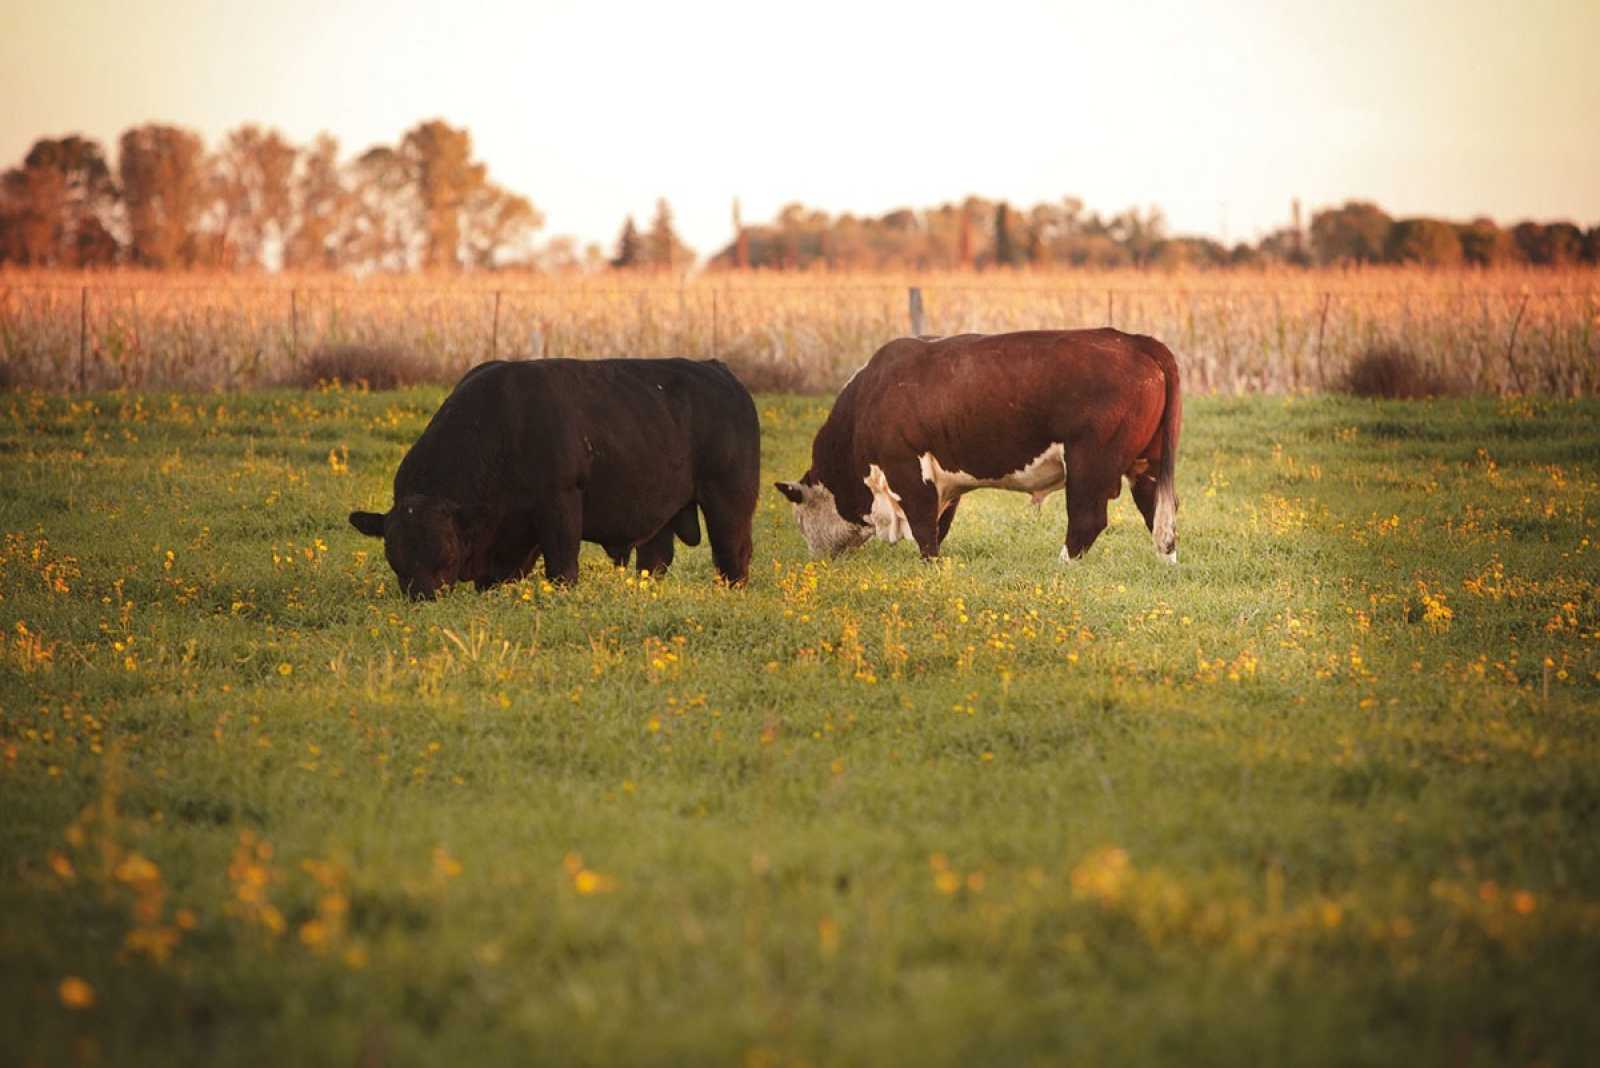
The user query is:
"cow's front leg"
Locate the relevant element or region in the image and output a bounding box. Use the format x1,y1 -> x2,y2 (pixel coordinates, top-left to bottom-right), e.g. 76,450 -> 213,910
633,523 -> 677,576
879,461 -> 942,560
535,489 -> 584,586
1130,475 -> 1158,536
477,512 -> 541,590
699,480 -> 756,586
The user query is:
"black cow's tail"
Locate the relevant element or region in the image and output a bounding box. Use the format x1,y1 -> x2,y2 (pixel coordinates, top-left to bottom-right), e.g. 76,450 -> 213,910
1143,338 -> 1182,560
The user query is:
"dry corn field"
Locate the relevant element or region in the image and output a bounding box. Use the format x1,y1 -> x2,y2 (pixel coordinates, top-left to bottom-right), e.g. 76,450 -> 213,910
1,268 -> 1596,395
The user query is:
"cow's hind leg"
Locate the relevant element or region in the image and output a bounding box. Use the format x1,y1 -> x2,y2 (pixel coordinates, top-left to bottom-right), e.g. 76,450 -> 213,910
1131,475 -> 1158,536
936,497 -> 961,552
699,482 -> 756,586
534,490 -> 584,586
1062,450 -> 1115,563
633,523 -> 677,576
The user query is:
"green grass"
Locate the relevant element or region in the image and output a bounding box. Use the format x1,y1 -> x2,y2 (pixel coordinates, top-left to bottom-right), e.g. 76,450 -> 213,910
2,385 -> 1598,1068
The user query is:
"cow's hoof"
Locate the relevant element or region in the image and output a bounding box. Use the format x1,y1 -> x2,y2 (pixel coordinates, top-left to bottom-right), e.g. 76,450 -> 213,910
1058,545 -> 1075,565
1163,550 -> 1178,565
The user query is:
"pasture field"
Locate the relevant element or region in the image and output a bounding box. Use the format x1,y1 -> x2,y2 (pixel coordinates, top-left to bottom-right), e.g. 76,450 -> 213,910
1,384 -> 1598,1067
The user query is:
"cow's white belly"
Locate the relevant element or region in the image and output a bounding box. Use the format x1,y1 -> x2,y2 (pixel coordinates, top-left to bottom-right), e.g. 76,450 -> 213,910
860,445 -> 1067,545
919,443 -> 1065,505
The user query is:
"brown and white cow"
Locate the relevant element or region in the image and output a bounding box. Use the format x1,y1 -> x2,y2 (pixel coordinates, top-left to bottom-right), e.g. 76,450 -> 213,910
775,329 -> 1182,564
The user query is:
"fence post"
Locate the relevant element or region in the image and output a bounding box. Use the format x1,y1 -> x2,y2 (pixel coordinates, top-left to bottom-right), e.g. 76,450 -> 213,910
1106,288 -> 1114,328
1503,293 -> 1529,395
491,290 -> 501,359
1313,292 -> 1331,390
290,288 -> 299,367
78,286 -> 88,393
908,287 -> 925,336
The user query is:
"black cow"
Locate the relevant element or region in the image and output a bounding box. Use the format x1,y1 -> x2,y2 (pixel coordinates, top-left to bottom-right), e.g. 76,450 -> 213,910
775,329 -> 1182,564
350,358 -> 759,598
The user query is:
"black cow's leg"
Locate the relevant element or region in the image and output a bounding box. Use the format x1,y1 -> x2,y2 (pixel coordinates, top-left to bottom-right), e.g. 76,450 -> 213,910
1063,451 -> 1113,562
604,544 -> 632,569
634,524 -> 677,576
478,513 -> 541,590
535,490 -> 583,586
699,483 -> 755,586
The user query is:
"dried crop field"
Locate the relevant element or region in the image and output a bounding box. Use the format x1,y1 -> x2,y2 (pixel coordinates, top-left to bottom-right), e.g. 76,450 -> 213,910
2,267 -> 1596,395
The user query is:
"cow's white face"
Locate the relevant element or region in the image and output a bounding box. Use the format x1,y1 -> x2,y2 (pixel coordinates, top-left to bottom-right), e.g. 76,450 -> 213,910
774,479 -> 872,558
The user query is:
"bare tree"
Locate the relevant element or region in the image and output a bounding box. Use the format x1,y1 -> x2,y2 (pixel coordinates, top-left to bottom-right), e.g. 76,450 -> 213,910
283,134 -> 352,271
209,125 -> 297,269
119,124 -> 207,267
347,145 -> 419,272
462,184 -> 542,268
0,135 -> 119,265
400,120 -> 484,271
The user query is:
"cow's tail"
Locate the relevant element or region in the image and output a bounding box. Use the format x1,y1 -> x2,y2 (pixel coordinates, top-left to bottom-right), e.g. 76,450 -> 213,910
1144,339 -> 1182,561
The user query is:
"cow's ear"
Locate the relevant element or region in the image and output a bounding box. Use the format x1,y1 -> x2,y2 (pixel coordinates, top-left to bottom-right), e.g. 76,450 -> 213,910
774,481 -> 806,505
349,510 -> 386,537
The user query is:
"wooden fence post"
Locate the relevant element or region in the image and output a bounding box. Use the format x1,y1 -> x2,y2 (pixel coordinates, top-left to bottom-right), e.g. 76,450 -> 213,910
1106,288 -> 1114,327
908,286 -> 925,336
1503,293 -> 1529,395
78,286 -> 88,393
1313,292 -> 1331,390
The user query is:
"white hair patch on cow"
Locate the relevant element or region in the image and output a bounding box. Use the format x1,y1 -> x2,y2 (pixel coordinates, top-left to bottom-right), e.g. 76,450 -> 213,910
919,443 -> 1066,512
863,464 -> 913,544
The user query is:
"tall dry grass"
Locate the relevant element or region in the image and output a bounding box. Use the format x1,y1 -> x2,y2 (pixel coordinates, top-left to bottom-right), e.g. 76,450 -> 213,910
1,266 -> 1595,394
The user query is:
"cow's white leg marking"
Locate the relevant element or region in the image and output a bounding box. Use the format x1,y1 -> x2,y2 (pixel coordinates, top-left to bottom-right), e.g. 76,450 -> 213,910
863,464 -> 913,544
1163,549 -> 1178,565
1058,545 -> 1075,565
1153,478 -> 1178,556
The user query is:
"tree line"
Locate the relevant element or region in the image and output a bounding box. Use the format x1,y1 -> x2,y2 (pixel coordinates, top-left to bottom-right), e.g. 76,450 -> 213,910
707,198 -> 1600,271
0,121 -> 551,272
3,120 -> 1597,272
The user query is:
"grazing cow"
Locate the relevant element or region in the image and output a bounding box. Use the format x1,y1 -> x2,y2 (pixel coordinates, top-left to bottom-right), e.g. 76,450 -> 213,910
350,358 -> 759,598
775,329 -> 1181,564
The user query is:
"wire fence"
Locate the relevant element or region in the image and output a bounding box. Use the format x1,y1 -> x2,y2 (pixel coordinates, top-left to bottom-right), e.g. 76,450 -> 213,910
1,277 -> 1597,395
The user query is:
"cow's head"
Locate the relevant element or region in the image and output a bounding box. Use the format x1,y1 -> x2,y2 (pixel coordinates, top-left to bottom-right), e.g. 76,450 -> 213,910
348,494 -> 468,600
774,476 -> 872,559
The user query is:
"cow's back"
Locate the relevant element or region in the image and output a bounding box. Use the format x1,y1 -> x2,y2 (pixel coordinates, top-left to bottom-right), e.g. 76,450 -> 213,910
820,329 -> 1170,493
397,357 -> 757,520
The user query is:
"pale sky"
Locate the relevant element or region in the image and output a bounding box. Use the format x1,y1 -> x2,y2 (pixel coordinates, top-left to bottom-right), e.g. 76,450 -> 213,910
2,0 -> 1596,261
